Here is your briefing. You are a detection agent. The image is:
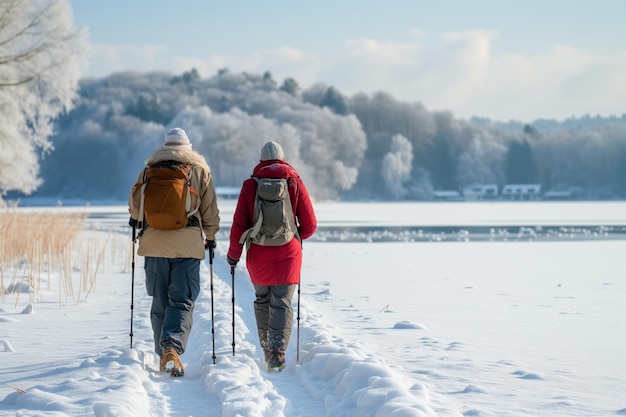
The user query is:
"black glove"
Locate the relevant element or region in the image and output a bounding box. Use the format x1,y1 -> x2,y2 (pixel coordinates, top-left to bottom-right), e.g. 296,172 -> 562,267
205,239 -> 216,260
227,256 -> 238,267
129,217 -> 138,228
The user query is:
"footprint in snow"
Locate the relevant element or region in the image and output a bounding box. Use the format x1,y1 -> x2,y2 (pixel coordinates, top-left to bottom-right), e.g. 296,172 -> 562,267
496,360 -> 516,367
0,317 -> 19,323
512,370 -> 544,380
420,337 -> 439,347
445,342 -> 464,351
463,409 -> 497,417
450,384 -> 487,394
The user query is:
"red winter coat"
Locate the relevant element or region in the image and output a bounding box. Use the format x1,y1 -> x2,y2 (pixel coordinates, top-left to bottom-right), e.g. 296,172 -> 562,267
227,160 -> 317,286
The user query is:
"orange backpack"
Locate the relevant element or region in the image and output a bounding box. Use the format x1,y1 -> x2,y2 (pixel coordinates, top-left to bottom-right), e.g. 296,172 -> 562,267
137,161 -> 199,230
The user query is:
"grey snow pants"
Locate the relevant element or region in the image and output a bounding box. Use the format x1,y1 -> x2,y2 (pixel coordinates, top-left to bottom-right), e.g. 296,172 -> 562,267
253,284 -> 296,352
144,257 -> 200,356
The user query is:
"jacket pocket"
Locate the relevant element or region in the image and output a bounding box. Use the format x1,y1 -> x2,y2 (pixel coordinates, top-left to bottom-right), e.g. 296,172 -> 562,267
145,259 -> 158,297
186,262 -> 201,302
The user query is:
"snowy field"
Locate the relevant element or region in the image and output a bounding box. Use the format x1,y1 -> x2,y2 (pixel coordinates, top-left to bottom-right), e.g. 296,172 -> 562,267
1,201 -> 625,416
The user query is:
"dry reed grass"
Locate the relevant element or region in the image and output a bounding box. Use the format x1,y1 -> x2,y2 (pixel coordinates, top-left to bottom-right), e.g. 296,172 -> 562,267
0,207 -> 94,306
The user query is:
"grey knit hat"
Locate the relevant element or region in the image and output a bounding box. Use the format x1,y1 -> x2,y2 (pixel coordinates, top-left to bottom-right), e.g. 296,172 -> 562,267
260,141 -> 285,161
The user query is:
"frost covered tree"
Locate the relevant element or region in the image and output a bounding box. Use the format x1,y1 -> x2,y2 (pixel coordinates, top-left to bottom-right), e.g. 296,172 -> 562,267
320,86 -> 348,115
170,106 -> 303,187
456,130 -> 506,187
279,77 -> 299,96
0,0 -> 87,196
381,134 -> 413,200
274,105 -> 366,199
24,62 -> 626,202
505,139 -> 537,184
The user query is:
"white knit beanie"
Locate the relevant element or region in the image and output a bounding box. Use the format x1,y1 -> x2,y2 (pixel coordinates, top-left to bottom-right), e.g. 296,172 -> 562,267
164,128 -> 192,150
260,141 -> 285,161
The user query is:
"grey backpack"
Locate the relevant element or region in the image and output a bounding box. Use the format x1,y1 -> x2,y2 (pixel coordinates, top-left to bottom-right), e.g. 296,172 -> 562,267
239,177 -> 299,247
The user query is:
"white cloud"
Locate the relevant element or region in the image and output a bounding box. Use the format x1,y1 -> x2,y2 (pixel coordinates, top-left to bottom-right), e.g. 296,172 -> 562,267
172,46 -> 322,86
555,51 -> 626,116
85,43 -> 169,76
310,30 -> 626,121
172,56 -> 215,77
409,30 -> 494,109
87,30 -> 626,121
247,46 -> 323,84
467,45 -> 626,120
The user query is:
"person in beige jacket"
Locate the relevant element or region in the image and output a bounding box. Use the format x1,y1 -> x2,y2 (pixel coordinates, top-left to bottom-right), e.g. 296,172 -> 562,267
128,127 -> 219,376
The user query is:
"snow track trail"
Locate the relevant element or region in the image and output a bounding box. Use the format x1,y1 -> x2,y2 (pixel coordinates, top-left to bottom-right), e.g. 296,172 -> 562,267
132,246 -> 436,417
0,226 -> 437,416
129,249 -> 331,416
139,253 -> 307,416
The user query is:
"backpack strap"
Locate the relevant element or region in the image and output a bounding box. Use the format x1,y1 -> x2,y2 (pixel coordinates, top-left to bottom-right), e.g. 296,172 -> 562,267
239,177 -> 264,248
137,167 -> 149,232
283,182 -> 300,243
186,165 -> 203,233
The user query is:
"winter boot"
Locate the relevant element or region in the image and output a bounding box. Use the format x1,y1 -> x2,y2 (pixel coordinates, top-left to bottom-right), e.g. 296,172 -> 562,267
160,347 -> 184,377
258,329 -> 271,363
262,346 -> 271,364
267,348 -> 285,372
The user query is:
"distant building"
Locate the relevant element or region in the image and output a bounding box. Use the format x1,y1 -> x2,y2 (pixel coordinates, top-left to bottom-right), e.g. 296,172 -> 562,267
501,184 -> 542,200
462,184 -> 499,200
432,190 -> 463,201
543,189 -> 573,200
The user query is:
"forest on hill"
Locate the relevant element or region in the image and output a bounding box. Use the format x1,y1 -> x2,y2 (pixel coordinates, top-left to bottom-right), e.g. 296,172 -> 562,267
22,68 -> 626,202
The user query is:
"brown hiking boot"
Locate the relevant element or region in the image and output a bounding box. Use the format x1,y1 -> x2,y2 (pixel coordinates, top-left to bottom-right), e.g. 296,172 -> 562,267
160,347 -> 184,377
267,348 -> 285,372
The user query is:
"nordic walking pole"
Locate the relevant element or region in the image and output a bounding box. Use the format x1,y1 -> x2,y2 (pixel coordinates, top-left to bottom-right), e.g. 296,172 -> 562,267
296,240 -> 303,363
130,224 -> 136,349
231,265 -> 236,356
209,246 -> 216,364
296,279 -> 301,363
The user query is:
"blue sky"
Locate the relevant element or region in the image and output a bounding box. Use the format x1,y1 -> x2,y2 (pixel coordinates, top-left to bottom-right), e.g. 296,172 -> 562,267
68,0 -> 626,122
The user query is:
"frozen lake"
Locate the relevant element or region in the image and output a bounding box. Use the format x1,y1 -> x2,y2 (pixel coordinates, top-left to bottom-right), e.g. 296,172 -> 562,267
86,200 -> 626,242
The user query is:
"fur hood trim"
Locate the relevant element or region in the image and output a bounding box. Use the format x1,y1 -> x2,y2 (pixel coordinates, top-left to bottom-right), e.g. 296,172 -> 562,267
146,147 -> 210,172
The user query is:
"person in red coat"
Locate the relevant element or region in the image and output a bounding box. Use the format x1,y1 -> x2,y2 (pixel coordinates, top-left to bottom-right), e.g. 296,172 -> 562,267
227,141 -> 317,370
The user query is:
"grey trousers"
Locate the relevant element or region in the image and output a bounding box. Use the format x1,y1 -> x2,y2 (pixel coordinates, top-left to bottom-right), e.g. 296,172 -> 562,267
144,257 -> 200,356
253,284 -> 296,352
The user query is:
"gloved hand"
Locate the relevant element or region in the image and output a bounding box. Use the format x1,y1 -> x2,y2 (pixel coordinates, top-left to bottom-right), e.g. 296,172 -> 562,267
129,217 -> 138,228
205,239 -> 216,260
227,256 -> 238,267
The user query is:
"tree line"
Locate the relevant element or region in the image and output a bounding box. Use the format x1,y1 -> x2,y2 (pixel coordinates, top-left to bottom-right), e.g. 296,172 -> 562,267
12,68 -> 626,202
0,0 -> 87,199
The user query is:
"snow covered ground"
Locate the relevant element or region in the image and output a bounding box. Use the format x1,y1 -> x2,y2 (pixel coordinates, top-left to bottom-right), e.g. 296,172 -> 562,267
1,201 -> 625,417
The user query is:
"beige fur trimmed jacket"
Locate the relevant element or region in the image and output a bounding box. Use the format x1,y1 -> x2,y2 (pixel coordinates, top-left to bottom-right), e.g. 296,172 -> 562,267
128,147 -> 220,260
